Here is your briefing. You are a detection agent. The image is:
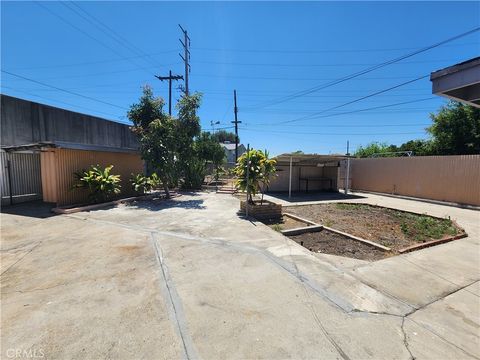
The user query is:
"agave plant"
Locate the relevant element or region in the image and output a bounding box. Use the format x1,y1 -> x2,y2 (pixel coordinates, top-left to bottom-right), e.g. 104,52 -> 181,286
234,149 -> 276,204
73,165 -> 121,203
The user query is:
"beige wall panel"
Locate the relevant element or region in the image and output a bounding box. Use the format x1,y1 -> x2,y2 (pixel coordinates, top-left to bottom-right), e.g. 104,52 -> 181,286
350,155 -> 480,206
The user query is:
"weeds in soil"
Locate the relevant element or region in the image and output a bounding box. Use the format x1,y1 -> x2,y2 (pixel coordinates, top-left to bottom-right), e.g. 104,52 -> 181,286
271,224 -> 283,232
335,203 -> 368,211
394,212 -> 457,242
323,219 -> 334,227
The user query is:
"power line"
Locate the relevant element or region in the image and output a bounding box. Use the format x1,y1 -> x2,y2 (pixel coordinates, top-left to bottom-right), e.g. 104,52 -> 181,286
252,97 -> 437,125
240,128 -> 427,136
64,2 -> 164,70
248,27 -> 480,110
35,2 -> 154,76
191,42 -> 477,54
192,58 -> 459,68
9,50 -> 178,71
2,70 -> 128,110
274,75 -> 430,125
1,85 -> 127,122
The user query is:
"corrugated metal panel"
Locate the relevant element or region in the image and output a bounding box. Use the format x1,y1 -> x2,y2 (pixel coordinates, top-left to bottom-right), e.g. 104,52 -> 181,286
44,148 -> 144,206
1,150 -> 42,201
350,155 -> 480,206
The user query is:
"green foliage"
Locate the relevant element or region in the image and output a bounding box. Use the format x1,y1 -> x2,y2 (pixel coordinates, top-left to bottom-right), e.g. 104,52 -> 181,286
128,86 -> 204,197
182,132 -> 225,189
181,158 -> 207,189
195,132 -> 225,165
354,142 -> 395,158
212,129 -> 237,143
271,224 -> 283,232
74,165 -> 121,203
355,101 -> 479,157
129,173 -> 160,194
234,149 -> 276,203
393,211 -> 458,242
427,101 -> 480,155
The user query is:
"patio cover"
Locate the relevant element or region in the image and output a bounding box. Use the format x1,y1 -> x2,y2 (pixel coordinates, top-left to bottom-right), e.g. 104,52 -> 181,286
430,57 -> 480,108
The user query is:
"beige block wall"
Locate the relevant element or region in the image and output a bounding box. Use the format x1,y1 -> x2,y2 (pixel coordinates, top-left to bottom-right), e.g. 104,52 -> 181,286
41,148 -> 144,206
350,155 -> 480,206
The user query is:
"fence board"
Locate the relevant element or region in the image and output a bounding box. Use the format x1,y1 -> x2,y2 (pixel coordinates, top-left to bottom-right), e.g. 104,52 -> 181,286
350,155 -> 480,206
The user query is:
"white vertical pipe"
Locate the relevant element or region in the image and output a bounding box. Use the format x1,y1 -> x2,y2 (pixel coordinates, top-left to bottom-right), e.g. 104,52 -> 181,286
288,156 -> 293,199
345,157 -> 350,195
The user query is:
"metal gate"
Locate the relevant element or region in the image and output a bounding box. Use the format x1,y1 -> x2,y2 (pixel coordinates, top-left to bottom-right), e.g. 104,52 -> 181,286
1,151 -> 42,205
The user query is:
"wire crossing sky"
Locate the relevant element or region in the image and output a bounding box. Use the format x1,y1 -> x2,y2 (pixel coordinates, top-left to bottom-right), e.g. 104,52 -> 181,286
1,1 -> 479,155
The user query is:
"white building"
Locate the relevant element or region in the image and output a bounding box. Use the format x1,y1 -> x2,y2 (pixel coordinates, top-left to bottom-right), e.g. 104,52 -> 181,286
220,141 -> 246,167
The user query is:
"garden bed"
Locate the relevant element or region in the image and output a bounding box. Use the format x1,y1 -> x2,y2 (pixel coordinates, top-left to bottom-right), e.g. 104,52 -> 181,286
266,215 -> 312,231
289,229 -> 388,261
285,203 -> 466,253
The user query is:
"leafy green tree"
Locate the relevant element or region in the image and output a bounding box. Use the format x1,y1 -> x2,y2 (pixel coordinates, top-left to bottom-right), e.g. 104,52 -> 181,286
427,101 -> 480,155
212,130 -> 237,143
234,149 -> 276,204
195,132 -> 226,166
354,142 -> 393,158
398,139 -> 433,156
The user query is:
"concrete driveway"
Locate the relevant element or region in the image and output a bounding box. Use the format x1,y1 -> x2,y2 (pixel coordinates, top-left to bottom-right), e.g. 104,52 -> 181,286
1,192 -> 479,359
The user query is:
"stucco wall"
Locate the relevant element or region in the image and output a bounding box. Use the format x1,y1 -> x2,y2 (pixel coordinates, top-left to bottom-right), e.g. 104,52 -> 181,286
1,95 -> 138,149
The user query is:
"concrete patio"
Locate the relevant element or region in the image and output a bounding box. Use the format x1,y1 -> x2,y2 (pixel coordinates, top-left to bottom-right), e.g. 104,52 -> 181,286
1,191 -> 479,359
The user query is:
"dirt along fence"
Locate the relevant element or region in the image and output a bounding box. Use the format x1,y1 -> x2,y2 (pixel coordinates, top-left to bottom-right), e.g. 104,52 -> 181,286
349,155 -> 480,206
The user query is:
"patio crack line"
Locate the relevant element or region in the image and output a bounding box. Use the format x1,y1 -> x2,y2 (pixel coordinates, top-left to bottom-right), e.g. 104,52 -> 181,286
406,317 -> 480,360
399,257 -> 480,299
0,241 -> 42,277
401,317 -> 415,360
150,232 -> 199,360
403,278 -> 480,317
66,214 -> 406,316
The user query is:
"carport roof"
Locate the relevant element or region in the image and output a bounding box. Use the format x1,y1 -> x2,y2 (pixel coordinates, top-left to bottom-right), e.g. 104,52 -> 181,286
430,57 -> 480,108
1,141 -> 139,154
274,153 -> 349,165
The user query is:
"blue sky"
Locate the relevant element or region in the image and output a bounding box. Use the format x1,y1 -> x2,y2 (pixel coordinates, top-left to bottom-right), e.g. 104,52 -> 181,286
2,1 -> 479,155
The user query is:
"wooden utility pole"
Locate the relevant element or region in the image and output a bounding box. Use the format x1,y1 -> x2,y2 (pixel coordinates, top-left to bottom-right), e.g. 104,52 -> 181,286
178,24 -> 191,95
155,70 -> 183,115
231,90 -> 241,162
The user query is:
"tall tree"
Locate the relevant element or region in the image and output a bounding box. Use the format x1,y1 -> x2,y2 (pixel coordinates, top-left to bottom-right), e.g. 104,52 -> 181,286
128,86 -> 176,197
212,130 -> 237,143
428,101 -> 480,155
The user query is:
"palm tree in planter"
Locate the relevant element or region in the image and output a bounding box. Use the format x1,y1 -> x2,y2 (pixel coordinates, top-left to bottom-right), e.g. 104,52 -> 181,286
234,149 -> 277,209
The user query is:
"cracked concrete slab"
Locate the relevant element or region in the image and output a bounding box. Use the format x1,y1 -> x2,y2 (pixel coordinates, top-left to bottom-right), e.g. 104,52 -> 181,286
407,284 -> 480,358
1,191 -> 479,359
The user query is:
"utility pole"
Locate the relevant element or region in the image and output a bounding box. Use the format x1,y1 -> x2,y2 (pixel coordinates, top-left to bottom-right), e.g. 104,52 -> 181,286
178,24 -> 191,96
231,90 -> 241,162
155,70 -> 183,115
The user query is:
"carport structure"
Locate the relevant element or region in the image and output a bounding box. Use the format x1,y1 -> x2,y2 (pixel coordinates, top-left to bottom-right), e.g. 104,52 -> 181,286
430,56 -> 480,108
269,153 -> 349,198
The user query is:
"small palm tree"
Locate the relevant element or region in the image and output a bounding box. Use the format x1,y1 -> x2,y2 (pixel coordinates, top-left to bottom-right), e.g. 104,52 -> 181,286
234,149 -> 276,204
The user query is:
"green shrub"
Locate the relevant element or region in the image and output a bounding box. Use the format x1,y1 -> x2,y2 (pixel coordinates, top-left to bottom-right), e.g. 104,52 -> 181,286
182,159 -> 206,189
130,173 -> 161,194
74,165 -> 121,203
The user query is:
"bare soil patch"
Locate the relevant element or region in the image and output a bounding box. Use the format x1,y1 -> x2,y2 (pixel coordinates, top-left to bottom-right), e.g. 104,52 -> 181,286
289,230 -> 388,261
264,215 -> 310,231
286,203 -> 461,253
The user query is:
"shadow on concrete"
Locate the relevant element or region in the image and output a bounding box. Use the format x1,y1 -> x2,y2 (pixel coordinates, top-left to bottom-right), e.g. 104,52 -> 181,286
266,191 -> 366,203
1,201 -> 56,219
126,197 -> 206,211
